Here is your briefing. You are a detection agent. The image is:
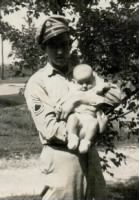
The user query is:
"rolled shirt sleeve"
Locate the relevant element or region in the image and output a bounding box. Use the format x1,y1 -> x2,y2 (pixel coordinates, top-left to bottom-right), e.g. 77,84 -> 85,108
24,78 -> 67,145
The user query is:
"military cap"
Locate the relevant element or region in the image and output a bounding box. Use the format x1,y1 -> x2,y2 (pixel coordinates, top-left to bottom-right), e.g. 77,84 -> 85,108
37,15 -> 70,48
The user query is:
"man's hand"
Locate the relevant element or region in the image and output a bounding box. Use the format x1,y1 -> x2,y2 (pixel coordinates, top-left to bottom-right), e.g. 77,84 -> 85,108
56,91 -> 86,120
57,100 -> 75,120
103,84 -> 122,107
96,82 -> 111,96
96,83 -> 121,107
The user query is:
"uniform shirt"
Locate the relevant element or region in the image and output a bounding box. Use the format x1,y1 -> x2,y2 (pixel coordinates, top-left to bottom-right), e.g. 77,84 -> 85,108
25,62 -> 121,145
24,62 -> 71,145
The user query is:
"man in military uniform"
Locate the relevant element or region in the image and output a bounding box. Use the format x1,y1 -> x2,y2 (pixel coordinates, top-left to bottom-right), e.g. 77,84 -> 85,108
25,15 -> 121,200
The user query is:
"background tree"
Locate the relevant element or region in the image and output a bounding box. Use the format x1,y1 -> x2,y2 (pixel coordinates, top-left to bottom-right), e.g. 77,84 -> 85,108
71,0 -> 139,172
0,0 -> 48,75
8,14 -> 47,76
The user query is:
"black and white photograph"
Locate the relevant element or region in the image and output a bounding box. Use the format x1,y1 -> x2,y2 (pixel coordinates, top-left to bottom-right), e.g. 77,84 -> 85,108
0,0 -> 138,200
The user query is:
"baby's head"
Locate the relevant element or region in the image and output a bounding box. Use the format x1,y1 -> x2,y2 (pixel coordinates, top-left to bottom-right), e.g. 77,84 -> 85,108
73,64 -> 95,90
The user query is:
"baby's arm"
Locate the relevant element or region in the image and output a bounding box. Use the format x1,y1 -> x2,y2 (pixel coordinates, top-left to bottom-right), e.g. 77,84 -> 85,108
55,91 -> 88,120
55,96 -> 77,121
84,82 -> 122,108
56,83 -> 121,120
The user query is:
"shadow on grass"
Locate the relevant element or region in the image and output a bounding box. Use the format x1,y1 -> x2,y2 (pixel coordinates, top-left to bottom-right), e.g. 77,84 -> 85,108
0,94 -> 25,107
0,195 -> 41,200
0,104 -> 41,159
108,176 -> 139,200
0,177 -> 138,200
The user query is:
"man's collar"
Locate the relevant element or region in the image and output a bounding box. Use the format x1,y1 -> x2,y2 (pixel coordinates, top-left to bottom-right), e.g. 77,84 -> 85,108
45,63 -> 58,77
45,62 -> 72,77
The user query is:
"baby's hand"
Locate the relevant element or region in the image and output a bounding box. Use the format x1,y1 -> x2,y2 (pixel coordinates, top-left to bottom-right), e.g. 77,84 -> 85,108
59,100 -> 75,120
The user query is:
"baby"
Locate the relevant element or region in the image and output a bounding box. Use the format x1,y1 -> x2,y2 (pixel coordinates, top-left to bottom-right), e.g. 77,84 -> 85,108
56,64 -> 114,153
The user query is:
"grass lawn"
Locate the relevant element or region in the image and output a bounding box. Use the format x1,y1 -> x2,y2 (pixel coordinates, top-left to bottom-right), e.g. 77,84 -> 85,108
0,178 -> 138,200
0,104 -> 42,159
0,94 -> 25,107
0,195 -> 41,200
108,177 -> 139,200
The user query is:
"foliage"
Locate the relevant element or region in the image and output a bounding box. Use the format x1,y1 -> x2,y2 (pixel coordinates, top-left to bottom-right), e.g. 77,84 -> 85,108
9,23 -> 46,75
65,0 -> 139,170
0,1 -> 48,75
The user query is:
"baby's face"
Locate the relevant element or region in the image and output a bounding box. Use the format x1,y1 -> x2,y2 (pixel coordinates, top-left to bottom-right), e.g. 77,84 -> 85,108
73,64 -> 95,91
76,76 -> 94,91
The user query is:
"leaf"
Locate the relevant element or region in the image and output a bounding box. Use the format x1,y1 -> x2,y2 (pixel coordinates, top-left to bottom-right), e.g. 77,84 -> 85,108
27,10 -> 33,15
3,9 -> 9,15
106,171 -> 114,177
110,158 -> 120,167
127,101 -> 136,110
15,7 -> 20,11
21,3 -> 26,8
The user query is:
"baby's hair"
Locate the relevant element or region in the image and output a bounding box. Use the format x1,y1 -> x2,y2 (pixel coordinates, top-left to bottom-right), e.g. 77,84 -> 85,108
73,64 -> 93,81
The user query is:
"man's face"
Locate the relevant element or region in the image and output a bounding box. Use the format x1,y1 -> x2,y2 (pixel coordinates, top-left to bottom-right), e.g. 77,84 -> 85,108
46,33 -> 71,70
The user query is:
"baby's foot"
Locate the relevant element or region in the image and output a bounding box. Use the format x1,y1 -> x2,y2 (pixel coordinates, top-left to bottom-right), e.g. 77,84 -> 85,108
79,139 -> 91,153
97,111 -> 108,133
67,134 -> 79,150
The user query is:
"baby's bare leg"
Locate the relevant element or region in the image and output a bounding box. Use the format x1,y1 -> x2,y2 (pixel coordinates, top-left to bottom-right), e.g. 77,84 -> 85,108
67,114 -> 80,150
79,117 -> 98,153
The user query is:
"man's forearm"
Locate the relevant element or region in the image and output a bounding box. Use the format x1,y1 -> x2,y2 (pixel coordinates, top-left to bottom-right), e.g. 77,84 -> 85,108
68,90 -> 121,111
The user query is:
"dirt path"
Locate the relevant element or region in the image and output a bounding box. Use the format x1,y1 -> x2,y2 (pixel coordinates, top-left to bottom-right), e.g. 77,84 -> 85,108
0,146 -> 138,198
0,83 -> 24,95
101,145 -> 139,184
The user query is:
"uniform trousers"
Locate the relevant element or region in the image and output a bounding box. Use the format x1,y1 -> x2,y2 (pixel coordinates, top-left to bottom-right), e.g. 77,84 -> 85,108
39,145 -> 107,200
